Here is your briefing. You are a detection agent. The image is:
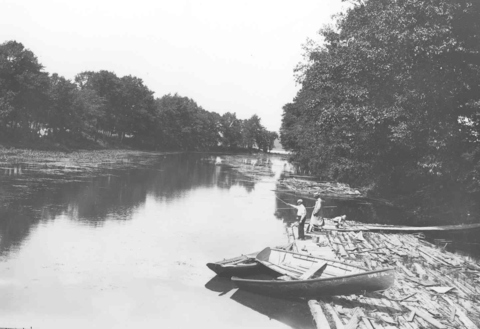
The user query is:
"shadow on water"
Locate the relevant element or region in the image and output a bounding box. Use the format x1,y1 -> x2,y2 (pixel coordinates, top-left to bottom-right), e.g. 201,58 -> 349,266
205,276 -> 315,329
0,153 -> 257,257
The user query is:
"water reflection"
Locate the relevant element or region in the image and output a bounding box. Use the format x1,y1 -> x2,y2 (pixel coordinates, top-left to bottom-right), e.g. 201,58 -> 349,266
205,276 -> 315,329
231,291 -> 315,329
2,164 -> 24,176
0,152 -> 298,329
0,154 -> 271,257
1,152 -> 478,329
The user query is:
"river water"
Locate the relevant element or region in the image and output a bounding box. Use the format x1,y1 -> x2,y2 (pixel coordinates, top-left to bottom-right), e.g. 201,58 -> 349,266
0,152 -> 316,329
0,152 -> 477,329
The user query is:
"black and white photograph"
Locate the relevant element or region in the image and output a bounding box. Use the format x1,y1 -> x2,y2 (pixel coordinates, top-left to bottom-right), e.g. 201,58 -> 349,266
1,0 -> 480,328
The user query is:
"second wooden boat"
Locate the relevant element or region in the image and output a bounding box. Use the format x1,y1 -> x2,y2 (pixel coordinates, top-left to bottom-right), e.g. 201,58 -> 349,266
206,243 -> 293,277
207,252 -> 260,277
232,248 -> 395,297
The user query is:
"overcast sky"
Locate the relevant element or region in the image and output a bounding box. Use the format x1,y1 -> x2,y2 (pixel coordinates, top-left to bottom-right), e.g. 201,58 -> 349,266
1,0 -> 347,131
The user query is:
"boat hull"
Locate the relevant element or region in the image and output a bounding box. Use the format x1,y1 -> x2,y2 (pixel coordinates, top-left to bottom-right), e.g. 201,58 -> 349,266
232,267 -> 396,298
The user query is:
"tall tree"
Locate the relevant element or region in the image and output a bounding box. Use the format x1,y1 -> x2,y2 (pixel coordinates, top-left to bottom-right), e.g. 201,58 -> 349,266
219,112 -> 242,148
0,41 -> 49,139
75,70 -> 122,136
116,75 -> 156,144
281,0 -> 480,221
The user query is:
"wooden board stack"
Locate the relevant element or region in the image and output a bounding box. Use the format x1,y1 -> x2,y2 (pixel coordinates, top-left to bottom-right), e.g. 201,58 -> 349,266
287,228 -> 480,329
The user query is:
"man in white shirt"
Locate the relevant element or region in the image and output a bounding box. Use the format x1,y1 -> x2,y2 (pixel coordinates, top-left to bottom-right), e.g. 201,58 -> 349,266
308,192 -> 324,232
287,199 -> 307,240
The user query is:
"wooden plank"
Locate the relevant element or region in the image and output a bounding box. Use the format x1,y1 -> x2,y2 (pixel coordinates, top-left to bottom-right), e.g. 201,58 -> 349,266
344,308 -> 361,329
449,306 -> 456,322
342,298 -> 370,329
407,311 -> 416,322
359,233 -> 375,249
428,286 -> 454,294
323,301 -> 345,328
275,249 -> 360,272
454,272 -> 479,295
403,305 -> 446,329
412,263 -> 428,278
359,310 -> 375,329
405,276 -> 437,287
414,290 -> 445,320
308,300 -> 332,329
333,237 -> 349,258
418,246 -> 451,266
299,262 -> 327,280
378,291 -> 404,312
442,296 -> 479,329
257,260 -> 301,278
426,267 -> 472,298
395,261 -> 415,277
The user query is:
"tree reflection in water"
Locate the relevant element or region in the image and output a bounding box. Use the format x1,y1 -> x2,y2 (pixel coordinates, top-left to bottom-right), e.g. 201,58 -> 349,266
0,153 -> 260,257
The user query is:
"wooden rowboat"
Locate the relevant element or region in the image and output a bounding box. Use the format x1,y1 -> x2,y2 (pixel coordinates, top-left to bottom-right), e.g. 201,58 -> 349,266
310,222 -> 480,233
206,243 -> 293,277
207,252 -> 261,277
232,248 -> 395,297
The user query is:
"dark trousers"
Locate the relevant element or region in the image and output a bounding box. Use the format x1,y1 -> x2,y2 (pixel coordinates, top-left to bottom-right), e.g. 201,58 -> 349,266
297,216 -> 306,239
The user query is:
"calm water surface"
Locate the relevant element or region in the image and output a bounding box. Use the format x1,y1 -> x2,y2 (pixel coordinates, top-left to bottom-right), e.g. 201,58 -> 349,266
0,152 -> 477,329
0,153 -> 314,329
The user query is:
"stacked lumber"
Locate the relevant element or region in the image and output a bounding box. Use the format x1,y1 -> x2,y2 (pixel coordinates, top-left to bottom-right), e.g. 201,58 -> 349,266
279,178 -> 362,196
286,229 -> 480,329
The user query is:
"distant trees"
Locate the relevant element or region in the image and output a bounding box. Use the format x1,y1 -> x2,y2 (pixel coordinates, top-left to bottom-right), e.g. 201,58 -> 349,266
219,112 -> 243,149
154,95 -> 276,151
0,41 -> 49,140
154,94 -> 220,150
280,0 -> 480,221
0,40 -> 277,151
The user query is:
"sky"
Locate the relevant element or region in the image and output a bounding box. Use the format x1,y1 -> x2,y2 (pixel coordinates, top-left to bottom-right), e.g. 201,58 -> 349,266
1,0 -> 348,132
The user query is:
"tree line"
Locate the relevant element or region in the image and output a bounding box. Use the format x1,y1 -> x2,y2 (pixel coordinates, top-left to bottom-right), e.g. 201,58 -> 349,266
0,41 -> 278,151
280,0 -> 480,222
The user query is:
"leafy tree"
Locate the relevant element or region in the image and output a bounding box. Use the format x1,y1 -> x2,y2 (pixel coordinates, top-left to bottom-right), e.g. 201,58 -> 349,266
219,112 -> 242,148
47,74 -> 79,138
71,86 -> 104,139
0,41 -> 277,154
281,0 -> 480,221
242,115 -> 263,150
0,41 -> 49,140
155,94 -> 210,150
75,70 -> 122,137
116,75 -> 156,144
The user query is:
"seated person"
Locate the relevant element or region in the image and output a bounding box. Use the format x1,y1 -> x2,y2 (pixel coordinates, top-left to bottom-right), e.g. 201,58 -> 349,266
331,215 -> 347,227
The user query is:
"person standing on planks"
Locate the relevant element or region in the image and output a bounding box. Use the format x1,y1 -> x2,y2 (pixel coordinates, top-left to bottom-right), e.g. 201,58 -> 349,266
287,199 -> 307,240
308,192 -> 324,233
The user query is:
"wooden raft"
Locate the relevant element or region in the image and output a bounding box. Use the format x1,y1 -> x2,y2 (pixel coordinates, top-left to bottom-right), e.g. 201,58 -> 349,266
287,227 -> 480,329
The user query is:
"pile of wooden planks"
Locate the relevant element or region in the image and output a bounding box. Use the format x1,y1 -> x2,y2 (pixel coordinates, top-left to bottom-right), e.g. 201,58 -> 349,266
279,178 -> 362,196
288,229 -> 480,329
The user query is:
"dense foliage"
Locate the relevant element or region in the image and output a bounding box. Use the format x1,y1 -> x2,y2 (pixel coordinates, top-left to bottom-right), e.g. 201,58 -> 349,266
280,0 -> 480,222
0,41 -> 277,151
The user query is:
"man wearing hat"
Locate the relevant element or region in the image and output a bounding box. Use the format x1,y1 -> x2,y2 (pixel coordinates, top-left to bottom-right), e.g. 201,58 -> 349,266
287,199 -> 307,239
308,192 -> 324,232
